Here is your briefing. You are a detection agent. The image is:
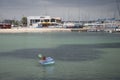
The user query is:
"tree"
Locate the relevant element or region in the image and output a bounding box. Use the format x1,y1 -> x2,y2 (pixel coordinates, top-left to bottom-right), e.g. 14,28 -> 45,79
21,16 -> 27,27
11,20 -> 20,27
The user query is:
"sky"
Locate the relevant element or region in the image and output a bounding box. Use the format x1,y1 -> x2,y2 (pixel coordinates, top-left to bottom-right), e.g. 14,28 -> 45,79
0,0 -> 120,21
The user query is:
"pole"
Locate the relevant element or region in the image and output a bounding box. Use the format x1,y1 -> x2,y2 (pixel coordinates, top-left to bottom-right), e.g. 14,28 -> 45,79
116,0 -> 120,18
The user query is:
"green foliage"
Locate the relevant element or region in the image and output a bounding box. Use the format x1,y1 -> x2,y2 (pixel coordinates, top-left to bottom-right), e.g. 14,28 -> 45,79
21,16 -> 27,26
12,20 -> 19,27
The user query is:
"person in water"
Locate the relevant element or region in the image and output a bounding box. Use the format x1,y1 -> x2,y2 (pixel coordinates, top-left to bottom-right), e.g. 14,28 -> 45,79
42,56 -> 46,60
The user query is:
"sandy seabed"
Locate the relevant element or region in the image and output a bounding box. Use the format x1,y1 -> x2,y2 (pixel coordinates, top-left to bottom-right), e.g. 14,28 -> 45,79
0,28 -> 71,33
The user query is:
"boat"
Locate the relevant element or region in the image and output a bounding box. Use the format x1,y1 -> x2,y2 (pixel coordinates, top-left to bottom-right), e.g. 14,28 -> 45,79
39,57 -> 55,65
38,54 -> 55,65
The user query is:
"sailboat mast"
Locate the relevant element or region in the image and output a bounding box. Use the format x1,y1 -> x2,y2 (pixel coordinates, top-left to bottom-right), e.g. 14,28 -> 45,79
116,0 -> 120,18
78,8 -> 80,23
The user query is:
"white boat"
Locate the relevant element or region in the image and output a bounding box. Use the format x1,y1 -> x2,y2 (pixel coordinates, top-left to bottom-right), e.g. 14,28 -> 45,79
63,22 -> 75,28
39,57 -> 55,65
38,54 -> 55,66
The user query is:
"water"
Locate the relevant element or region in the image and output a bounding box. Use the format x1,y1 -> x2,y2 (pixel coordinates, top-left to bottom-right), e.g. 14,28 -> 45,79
0,32 -> 120,80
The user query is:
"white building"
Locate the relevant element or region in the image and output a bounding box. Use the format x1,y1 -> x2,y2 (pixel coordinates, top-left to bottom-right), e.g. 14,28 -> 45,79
27,16 -> 61,28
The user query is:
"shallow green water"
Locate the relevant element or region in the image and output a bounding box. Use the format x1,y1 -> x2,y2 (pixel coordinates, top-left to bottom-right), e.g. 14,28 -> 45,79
0,32 -> 120,80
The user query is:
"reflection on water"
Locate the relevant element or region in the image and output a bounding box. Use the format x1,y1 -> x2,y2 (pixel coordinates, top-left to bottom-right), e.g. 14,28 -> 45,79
43,65 -> 55,75
41,65 -> 55,80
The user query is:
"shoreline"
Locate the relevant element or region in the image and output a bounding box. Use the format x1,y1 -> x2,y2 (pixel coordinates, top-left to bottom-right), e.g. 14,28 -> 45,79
0,28 -> 72,33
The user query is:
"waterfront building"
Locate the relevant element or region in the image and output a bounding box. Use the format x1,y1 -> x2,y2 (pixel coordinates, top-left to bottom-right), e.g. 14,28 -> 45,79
27,16 -> 62,28
0,23 -> 11,29
0,20 -> 12,29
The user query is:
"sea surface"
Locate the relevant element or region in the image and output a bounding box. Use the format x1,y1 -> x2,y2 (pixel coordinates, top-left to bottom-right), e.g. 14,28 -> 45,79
0,32 -> 120,80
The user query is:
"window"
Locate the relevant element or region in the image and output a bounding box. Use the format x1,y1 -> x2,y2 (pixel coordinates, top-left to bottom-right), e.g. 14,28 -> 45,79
51,19 -> 55,22
44,19 -> 49,22
35,19 -> 40,22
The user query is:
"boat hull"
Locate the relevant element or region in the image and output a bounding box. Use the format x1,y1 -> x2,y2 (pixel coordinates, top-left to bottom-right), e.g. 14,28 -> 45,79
39,57 -> 55,65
